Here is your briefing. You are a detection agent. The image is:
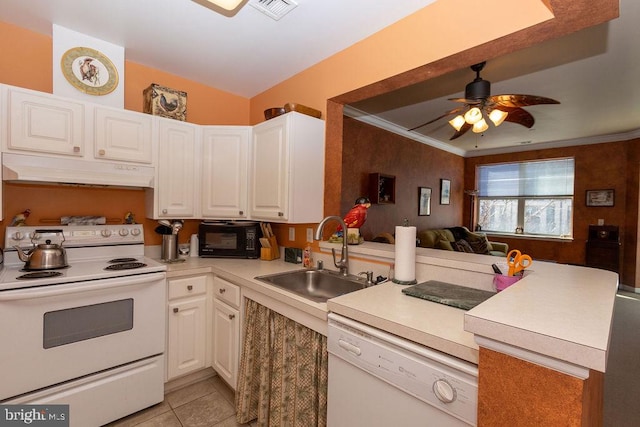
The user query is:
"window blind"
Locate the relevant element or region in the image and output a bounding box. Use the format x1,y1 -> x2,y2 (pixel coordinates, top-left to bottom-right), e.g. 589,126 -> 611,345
478,158 -> 575,197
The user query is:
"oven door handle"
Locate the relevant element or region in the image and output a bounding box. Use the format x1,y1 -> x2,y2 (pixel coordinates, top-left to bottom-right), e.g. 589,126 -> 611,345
0,272 -> 166,301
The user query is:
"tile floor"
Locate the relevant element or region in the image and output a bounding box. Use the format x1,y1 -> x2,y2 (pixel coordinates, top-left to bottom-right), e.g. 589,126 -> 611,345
106,376 -> 256,427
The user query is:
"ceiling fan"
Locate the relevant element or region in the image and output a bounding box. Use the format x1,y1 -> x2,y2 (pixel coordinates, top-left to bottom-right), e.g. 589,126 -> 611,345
408,61 -> 560,140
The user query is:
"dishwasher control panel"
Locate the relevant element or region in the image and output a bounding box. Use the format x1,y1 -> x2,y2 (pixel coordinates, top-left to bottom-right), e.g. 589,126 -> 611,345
328,313 -> 478,426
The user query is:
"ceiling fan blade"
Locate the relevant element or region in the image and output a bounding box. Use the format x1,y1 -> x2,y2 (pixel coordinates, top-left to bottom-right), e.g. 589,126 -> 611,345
407,107 -> 464,131
489,94 -> 560,108
448,97 -> 482,105
503,107 -> 535,128
450,122 -> 472,140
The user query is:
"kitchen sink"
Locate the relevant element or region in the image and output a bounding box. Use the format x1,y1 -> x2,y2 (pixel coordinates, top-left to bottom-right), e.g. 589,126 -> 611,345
254,269 -> 368,303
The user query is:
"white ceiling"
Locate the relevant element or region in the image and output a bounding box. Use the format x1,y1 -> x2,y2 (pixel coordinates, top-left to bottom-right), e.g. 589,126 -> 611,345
347,0 -> 640,156
0,0 -> 433,98
1,0 -> 637,157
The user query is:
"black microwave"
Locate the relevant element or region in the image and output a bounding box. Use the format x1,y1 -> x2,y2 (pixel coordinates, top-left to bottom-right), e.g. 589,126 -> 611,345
198,221 -> 261,259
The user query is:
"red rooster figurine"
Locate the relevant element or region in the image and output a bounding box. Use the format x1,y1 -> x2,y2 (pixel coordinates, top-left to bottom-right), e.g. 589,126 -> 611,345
340,197 -> 371,231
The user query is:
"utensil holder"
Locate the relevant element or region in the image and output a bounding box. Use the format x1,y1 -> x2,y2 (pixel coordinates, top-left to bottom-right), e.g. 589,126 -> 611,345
260,236 -> 280,260
493,273 -> 522,292
161,234 -> 179,261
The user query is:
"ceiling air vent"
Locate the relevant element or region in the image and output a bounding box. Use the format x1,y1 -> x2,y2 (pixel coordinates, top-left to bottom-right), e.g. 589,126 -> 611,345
249,0 -> 298,20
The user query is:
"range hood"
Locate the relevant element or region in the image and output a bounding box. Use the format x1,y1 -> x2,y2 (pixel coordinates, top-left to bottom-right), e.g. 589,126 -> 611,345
2,153 -> 155,188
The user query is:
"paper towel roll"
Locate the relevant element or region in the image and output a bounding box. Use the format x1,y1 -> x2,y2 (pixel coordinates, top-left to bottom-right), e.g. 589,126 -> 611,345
190,234 -> 199,257
394,226 -> 416,283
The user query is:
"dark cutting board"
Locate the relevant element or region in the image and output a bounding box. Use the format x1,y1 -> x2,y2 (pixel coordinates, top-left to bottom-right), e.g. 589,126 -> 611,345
402,280 -> 495,311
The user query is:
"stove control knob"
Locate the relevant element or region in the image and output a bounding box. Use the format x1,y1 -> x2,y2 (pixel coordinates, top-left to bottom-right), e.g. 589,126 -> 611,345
101,229 -> 112,238
119,228 -> 129,237
433,379 -> 456,404
12,231 -> 25,241
131,228 -> 142,236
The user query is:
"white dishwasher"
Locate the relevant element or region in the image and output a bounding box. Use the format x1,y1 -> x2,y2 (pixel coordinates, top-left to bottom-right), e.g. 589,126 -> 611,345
327,313 -> 478,426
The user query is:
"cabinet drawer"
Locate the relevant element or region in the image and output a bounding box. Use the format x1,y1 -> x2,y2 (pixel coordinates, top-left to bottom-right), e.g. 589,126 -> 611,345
213,276 -> 240,308
168,275 -> 207,300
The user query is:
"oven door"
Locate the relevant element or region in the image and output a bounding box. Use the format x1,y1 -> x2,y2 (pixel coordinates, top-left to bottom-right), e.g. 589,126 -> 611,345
0,272 -> 166,401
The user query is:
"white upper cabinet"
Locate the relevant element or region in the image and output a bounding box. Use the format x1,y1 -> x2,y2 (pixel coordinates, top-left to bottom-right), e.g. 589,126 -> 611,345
94,106 -> 152,164
6,86 -> 86,157
146,118 -> 199,219
201,127 -> 250,219
250,112 -> 325,223
4,85 -> 152,165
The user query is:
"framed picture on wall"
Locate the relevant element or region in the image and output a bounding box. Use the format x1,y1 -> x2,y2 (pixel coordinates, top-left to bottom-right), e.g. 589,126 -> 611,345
440,179 -> 451,205
419,187 -> 431,216
586,189 -> 615,207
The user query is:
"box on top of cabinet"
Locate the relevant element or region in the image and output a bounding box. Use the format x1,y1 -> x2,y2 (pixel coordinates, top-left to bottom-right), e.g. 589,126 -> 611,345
143,83 -> 187,121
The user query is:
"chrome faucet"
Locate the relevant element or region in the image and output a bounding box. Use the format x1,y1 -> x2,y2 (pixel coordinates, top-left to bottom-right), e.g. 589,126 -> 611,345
314,215 -> 349,276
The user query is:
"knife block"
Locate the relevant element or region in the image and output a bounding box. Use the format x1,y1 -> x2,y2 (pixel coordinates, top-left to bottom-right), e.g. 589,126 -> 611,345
260,236 -> 280,260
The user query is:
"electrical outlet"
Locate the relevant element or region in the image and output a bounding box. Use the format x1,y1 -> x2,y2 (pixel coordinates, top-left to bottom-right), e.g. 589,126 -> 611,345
289,227 -> 295,241
306,228 -> 314,242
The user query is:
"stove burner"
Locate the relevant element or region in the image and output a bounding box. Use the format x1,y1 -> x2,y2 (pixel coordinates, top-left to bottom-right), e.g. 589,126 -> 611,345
104,262 -> 147,271
108,258 -> 138,263
17,271 -> 64,280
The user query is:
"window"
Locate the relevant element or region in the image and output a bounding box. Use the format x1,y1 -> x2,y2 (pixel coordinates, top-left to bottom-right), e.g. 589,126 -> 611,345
476,158 -> 574,238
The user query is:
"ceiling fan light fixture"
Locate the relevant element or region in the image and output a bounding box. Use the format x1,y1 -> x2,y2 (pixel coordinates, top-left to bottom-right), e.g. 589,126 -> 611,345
449,115 -> 466,131
489,109 -> 508,127
464,107 -> 482,125
472,118 -> 489,133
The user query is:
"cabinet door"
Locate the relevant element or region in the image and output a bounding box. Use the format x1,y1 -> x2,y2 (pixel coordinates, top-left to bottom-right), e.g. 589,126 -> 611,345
167,295 -> 207,380
212,298 -> 240,389
7,87 -> 85,156
201,127 -> 250,219
94,107 -> 152,164
157,119 -> 198,217
250,117 -> 289,221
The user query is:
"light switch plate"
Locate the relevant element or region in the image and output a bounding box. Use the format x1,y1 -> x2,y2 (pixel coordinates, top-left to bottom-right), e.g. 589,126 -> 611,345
307,228 -> 314,242
289,227 -> 295,241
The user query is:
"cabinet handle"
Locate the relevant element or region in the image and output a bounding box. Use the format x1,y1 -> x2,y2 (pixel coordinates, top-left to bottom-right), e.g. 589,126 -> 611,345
73,146 -> 81,153
162,209 -> 168,214
278,212 -> 284,217
218,288 -> 226,294
173,307 -> 179,313
98,149 -> 106,156
239,211 -> 244,215
228,314 -> 235,320
187,285 -> 193,291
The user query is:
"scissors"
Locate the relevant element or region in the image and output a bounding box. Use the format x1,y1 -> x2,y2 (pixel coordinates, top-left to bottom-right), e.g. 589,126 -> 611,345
507,249 -> 533,276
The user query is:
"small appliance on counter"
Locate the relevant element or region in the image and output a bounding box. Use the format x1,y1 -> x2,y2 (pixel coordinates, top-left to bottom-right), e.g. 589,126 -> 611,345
198,221 -> 261,259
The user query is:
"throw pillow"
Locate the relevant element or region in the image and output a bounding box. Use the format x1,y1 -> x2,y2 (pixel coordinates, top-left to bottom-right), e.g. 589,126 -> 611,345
466,232 -> 494,252
467,236 -> 490,254
451,239 -> 474,253
437,239 -> 454,251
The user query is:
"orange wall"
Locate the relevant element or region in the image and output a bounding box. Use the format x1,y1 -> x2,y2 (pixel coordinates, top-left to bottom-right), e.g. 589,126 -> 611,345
249,0 -> 553,124
0,2 -> 551,248
0,20 -> 250,246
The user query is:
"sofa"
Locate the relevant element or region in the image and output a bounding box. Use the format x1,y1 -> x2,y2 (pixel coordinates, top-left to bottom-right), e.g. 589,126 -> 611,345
416,226 -> 508,257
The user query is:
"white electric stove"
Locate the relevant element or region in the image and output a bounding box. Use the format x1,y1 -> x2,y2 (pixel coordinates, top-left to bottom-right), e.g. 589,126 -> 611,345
1,224 -> 166,290
0,224 -> 167,427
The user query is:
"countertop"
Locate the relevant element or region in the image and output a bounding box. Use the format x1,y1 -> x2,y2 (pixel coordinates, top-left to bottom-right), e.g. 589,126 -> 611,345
160,245 -> 618,372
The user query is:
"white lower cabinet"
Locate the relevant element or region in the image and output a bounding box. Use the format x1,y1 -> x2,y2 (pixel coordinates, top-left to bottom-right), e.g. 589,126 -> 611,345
212,276 -> 242,389
166,275 -> 208,381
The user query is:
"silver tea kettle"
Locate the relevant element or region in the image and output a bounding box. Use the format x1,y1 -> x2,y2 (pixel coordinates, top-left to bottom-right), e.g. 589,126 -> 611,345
13,229 -> 69,270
